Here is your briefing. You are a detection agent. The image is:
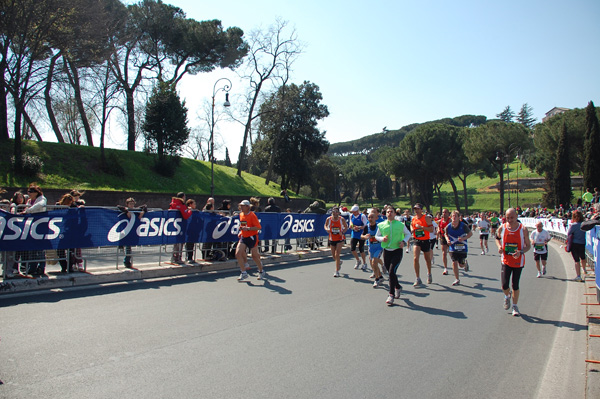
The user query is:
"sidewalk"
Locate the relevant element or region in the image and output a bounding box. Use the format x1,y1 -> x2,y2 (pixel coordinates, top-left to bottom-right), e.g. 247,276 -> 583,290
0,247 -> 346,296
584,274 -> 600,399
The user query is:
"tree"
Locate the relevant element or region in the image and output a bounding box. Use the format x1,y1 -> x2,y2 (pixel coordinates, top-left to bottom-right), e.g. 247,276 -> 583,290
496,106 -> 515,123
142,80 -> 189,159
517,103 -> 536,129
234,19 -> 302,177
584,101 -> 600,191
464,121 -> 532,213
554,122 -> 572,207
223,147 -> 232,167
255,81 -> 329,192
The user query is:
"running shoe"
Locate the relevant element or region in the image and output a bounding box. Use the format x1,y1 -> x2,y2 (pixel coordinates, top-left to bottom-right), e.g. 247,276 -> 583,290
542,266 -> 547,275
452,279 -> 460,286
382,267 -> 388,275
464,261 -> 469,272
386,295 -> 394,306
503,294 -> 511,310
361,263 -> 368,271
536,271 -> 541,278
413,277 -> 423,287
244,263 -> 251,271
573,276 -> 583,282
354,260 -> 361,269
512,305 -> 520,317
486,246 -> 489,252
442,268 -> 448,275
373,279 -> 380,288
427,274 -> 433,284
370,273 -> 376,278
394,287 -> 402,299
257,271 -> 266,280
481,251 -> 485,255
333,271 -> 340,278
238,272 -> 249,281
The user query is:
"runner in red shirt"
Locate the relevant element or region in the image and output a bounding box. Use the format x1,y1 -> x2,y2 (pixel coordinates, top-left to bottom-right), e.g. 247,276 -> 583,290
437,209 -> 452,276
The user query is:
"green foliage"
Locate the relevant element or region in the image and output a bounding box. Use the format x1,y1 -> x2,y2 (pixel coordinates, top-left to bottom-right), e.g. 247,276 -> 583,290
153,155 -> 180,178
517,103 -> 537,129
584,101 -> 600,190
143,80 -> 190,158
100,151 -> 125,177
10,153 -> 44,177
554,123 -> 572,207
496,106 -> 515,123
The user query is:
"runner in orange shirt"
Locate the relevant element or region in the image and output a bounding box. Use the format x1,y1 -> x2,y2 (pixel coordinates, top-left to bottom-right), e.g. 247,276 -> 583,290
236,200 -> 266,281
411,203 -> 434,287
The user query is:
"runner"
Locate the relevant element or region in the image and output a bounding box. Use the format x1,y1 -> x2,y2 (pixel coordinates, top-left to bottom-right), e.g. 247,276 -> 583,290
362,211 -> 384,288
429,215 -> 438,259
400,210 -> 412,253
375,207 -> 410,305
349,204 -> 369,270
530,221 -> 551,278
495,208 -> 531,316
324,207 -> 348,277
411,203 -> 434,287
437,209 -> 452,276
490,212 -> 500,237
477,213 -> 491,255
236,200 -> 266,281
444,210 -> 473,286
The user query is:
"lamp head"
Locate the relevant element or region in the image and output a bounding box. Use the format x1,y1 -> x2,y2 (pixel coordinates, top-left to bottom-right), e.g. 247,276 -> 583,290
223,93 -> 230,107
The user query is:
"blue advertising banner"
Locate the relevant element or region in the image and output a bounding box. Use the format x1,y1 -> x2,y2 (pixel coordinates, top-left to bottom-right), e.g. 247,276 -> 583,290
0,208 -> 332,252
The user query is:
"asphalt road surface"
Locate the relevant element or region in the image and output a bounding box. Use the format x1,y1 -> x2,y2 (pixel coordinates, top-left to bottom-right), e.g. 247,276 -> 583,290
0,241 -> 587,399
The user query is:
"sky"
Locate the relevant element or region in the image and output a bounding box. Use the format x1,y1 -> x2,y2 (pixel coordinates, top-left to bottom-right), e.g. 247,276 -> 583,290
113,0 -> 600,161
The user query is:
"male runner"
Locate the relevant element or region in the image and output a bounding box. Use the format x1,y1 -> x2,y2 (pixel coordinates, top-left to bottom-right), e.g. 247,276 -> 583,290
530,221 -> 551,277
411,203 -> 434,286
437,209 -> 452,276
495,208 -> 531,316
362,211 -> 384,287
444,210 -> 473,286
236,200 -> 266,281
477,213 -> 491,255
349,205 -> 368,270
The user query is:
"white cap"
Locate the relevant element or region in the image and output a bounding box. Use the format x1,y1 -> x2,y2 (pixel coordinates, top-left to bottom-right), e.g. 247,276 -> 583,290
351,205 -> 360,212
240,200 -> 251,206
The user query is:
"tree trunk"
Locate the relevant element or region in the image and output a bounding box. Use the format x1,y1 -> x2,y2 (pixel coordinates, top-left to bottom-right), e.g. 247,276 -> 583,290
237,81 -> 263,177
13,96 -> 23,173
0,55 -> 9,141
22,110 -> 42,141
45,52 -> 64,143
65,58 -> 93,146
460,173 -> 470,215
448,178 -> 461,213
125,87 -> 136,151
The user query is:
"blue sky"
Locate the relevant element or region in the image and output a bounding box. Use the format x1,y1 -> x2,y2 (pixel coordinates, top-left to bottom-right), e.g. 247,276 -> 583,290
121,0 -> 600,160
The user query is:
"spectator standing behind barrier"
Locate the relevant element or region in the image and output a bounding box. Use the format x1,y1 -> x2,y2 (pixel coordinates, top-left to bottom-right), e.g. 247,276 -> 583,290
169,192 -> 192,264
284,208 -> 293,251
117,197 -> 147,268
3,191 -> 25,277
264,197 -> 281,254
567,210 -> 588,282
583,188 -> 594,205
56,194 -> 77,273
69,190 -> 86,270
20,184 -> 47,276
185,199 -> 197,263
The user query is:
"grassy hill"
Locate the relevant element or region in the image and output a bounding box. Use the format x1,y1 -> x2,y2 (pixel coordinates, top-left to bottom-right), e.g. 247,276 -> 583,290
0,139 -> 289,197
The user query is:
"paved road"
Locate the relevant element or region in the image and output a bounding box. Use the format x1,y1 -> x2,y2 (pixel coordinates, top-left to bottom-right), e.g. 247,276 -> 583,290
0,241 -> 587,398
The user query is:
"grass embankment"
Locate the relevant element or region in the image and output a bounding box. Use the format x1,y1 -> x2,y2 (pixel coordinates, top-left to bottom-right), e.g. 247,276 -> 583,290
0,139 -> 290,197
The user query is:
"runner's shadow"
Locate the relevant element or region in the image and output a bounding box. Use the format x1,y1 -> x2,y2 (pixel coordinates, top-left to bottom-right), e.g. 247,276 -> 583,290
243,279 -> 292,295
399,298 -> 467,319
470,282 -> 503,293
520,314 -> 586,331
428,284 -> 486,298
461,273 -> 499,282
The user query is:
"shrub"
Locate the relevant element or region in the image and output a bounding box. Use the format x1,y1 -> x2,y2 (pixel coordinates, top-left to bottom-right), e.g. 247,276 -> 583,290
154,155 -> 180,177
11,153 -> 44,177
100,151 -> 125,177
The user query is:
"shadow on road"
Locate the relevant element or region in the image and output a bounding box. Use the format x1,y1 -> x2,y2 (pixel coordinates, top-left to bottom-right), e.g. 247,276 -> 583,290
398,297 -> 468,319
520,314 -> 587,331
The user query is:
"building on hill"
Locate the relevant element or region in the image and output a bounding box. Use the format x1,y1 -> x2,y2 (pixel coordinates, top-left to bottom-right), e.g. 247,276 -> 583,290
542,107 -> 570,122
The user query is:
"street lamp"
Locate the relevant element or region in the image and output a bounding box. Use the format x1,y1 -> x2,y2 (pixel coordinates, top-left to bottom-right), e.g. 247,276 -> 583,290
210,78 -> 232,198
336,173 -> 343,206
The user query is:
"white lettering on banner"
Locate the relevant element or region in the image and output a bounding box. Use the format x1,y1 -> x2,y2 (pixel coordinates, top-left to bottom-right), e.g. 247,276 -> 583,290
280,215 -> 315,236
212,218 -> 241,240
107,215 -> 183,242
0,216 -> 63,241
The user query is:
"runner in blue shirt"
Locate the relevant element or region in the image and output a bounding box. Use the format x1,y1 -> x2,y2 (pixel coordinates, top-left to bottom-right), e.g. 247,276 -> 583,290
444,210 -> 473,286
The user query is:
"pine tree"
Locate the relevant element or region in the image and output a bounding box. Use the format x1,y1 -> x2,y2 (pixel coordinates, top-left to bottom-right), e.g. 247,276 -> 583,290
496,106 -> 515,123
224,147 -> 232,167
583,101 -> 600,190
517,103 -> 537,129
554,122 -> 572,207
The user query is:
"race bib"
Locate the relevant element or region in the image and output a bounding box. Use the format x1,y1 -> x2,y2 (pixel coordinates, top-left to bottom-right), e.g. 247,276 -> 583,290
332,227 -> 340,234
240,220 -> 247,227
415,229 -> 425,238
480,228 -> 488,233
369,236 -> 378,243
454,243 -> 466,251
534,244 -> 545,252
504,243 -> 518,255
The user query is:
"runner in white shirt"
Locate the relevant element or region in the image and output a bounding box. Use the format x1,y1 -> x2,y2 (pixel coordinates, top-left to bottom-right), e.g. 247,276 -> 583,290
530,221 -> 551,278
477,213 -> 491,255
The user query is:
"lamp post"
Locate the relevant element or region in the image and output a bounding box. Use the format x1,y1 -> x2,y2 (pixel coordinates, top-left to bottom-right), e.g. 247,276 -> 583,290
210,78 -> 232,198
336,173 -> 343,206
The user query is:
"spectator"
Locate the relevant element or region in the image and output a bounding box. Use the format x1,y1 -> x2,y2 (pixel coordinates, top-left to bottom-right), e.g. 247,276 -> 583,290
3,191 -> 25,277
203,197 -> 215,211
117,197 -> 147,268
280,188 -> 290,203
264,197 -> 281,254
185,199 -> 197,263
567,210 -> 588,282
69,190 -> 85,269
284,208 -> 293,251
217,199 -> 231,216
21,184 -> 47,276
56,194 -> 77,273
169,192 -> 192,264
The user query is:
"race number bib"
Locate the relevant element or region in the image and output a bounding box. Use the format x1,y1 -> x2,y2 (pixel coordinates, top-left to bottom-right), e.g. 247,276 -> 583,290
504,243 -> 518,255
454,243 -> 466,251
534,244 -> 545,252
369,236 -> 378,243
415,229 -> 425,238
240,220 -> 247,227
332,227 -> 340,235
